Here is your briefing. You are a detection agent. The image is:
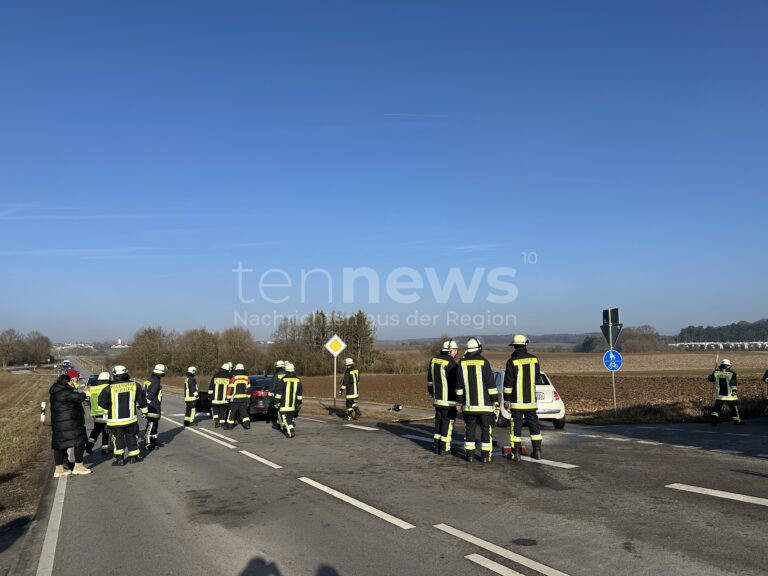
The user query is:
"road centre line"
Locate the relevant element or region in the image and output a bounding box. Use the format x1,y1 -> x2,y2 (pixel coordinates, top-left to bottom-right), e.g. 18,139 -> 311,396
709,449 -> 742,455
434,524 -> 571,576
344,424 -> 379,431
465,554 -> 525,576
672,445 -> 701,450
240,450 -> 282,469
635,440 -> 662,445
300,417 -> 328,423
161,416 -> 237,449
203,429 -> 239,443
519,456 -> 579,469
666,483 -> 768,507
402,435 -> 578,468
36,476 -> 67,576
603,437 -> 631,442
298,477 -> 415,530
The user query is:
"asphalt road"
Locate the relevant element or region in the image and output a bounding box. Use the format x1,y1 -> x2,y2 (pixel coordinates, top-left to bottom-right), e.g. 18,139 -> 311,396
10,387 -> 768,576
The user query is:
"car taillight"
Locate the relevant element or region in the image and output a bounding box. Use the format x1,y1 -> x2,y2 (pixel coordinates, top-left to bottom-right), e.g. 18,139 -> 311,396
251,389 -> 266,397
553,391 -> 560,401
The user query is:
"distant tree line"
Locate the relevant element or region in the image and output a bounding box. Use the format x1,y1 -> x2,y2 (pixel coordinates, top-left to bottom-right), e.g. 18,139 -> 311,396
0,328 -> 53,367
574,326 -> 669,353
116,310 -> 379,377
678,319 -> 768,342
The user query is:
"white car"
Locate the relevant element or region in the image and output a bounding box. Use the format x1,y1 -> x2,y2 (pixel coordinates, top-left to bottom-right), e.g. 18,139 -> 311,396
493,370 -> 566,429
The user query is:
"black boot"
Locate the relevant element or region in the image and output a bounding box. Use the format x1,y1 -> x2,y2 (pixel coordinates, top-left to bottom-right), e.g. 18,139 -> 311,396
465,450 -> 474,463
512,444 -> 521,462
112,456 -> 123,467
214,421 -> 221,428
85,441 -> 94,455
354,406 -> 362,420
184,422 -> 190,427
531,440 -> 542,460
482,451 -> 492,463
243,422 -> 251,430
434,439 -> 441,455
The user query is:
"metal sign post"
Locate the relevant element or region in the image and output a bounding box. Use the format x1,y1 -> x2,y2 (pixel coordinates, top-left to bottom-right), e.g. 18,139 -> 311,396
601,308 -> 623,415
324,335 -> 347,413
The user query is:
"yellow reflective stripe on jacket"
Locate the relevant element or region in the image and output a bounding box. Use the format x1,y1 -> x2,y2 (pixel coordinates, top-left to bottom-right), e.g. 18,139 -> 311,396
87,383 -> 109,417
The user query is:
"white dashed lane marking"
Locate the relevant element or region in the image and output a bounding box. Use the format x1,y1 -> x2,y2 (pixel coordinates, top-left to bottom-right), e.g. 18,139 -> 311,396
161,416 -> 237,449
298,477 -> 415,530
666,483 -> 768,508
435,523 -> 572,576
344,424 -> 379,431
240,450 -> 282,469
465,554 -> 526,576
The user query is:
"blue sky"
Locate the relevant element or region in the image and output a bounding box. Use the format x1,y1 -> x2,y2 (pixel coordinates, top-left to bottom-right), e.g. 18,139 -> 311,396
1,1 -> 766,342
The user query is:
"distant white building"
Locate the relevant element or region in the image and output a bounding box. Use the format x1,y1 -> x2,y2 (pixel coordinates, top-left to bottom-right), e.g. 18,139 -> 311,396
110,337 -> 129,349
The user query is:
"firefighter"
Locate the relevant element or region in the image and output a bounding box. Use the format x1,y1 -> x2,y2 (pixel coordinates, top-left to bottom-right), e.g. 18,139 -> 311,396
208,362 -> 232,428
183,366 -> 199,427
270,360 -> 286,429
339,358 -> 361,421
85,371 -> 112,456
274,362 -> 303,438
456,337 -> 498,463
144,364 -> 166,450
708,359 -> 743,425
98,365 -> 148,465
224,363 -> 251,430
504,334 -> 543,462
427,339 -> 459,455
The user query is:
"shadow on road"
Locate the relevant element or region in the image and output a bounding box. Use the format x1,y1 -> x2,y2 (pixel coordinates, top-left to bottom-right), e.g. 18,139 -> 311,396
0,516 -> 31,554
239,557 -> 340,576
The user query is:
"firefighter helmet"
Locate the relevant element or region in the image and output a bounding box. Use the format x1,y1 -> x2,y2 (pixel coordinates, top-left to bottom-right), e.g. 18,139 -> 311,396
720,359 -> 732,367
234,363 -> 245,370
466,337 -> 482,353
441,339 -> 459,352
510,334 -> 529,346
112,365 -> 128,377
153,364 -> 167,375
275,360 -> 285,369
187,366 -> 197,375
97,371 -> 110,382
344,358 -> 354,367
285,362 -> 295,373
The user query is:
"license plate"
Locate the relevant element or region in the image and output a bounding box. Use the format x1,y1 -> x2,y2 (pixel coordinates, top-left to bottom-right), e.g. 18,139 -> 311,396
536,392 -> 545,400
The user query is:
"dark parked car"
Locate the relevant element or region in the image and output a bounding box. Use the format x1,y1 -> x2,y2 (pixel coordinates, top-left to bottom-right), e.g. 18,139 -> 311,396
195,375 -> 278,420
248,375 -> 276,420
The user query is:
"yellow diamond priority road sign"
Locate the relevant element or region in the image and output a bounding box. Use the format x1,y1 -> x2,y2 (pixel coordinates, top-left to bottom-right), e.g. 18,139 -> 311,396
324,334 -> 347,357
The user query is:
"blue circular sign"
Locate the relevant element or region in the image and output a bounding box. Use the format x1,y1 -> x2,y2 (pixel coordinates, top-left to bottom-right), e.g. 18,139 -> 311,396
603,349 -> 623,371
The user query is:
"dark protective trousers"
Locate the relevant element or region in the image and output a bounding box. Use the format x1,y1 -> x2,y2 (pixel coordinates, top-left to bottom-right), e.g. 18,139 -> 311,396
712,400 -> 741,423
88,420 -> 110,447
145,407 -> 161,447
511,409 -> 542,449
279,411 -> 295,436
464,412 -> 494,460
346,398 -> 361,419
111,422 -> 140,458
184,401 -> 197,425
212,403 -> 228,425
226,400 -> 250,428
434,406 -> 457,451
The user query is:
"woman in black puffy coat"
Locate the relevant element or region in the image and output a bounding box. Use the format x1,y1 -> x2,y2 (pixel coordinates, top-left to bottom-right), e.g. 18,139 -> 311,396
50,372 -> 92,477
